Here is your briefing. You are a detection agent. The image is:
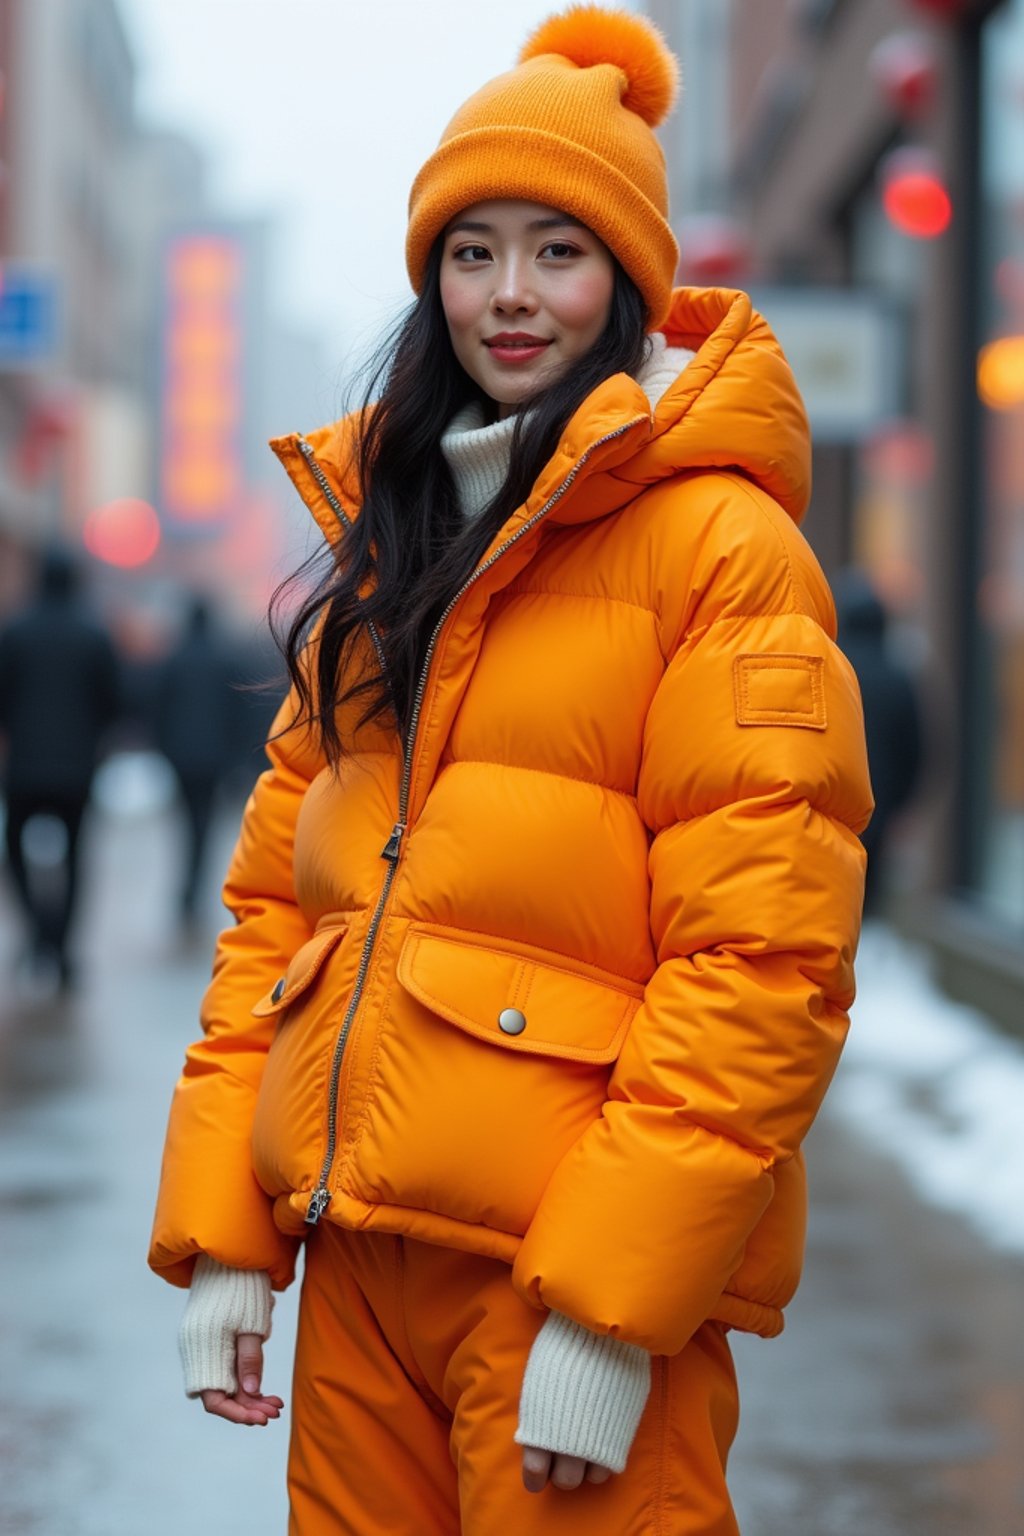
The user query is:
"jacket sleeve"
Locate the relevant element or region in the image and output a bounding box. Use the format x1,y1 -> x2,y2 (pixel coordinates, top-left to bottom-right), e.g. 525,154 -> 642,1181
148,687 -> 325,1290
512,474 -> 874,1354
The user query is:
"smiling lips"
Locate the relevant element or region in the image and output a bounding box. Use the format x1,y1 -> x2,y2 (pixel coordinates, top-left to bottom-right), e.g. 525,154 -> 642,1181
484,332 -> 552,364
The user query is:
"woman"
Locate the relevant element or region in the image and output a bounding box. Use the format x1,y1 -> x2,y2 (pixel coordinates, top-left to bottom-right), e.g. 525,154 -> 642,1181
149,8 -> 872,1532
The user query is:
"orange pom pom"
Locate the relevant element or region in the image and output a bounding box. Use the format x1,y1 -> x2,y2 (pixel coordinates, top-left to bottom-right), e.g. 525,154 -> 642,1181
519,5 -> 679,127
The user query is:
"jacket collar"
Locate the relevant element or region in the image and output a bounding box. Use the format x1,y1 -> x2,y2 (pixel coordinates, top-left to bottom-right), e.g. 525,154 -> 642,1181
269,285 -> 811,544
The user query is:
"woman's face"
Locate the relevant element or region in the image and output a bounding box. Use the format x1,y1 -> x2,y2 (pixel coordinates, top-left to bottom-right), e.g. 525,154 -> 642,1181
439,200 -> 616,419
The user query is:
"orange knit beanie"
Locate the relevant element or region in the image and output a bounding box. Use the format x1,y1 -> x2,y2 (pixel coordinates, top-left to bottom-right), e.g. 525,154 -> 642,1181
406,6 -> 680,327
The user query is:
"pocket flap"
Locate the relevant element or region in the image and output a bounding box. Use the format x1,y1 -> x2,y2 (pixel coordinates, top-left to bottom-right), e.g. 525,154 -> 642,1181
252,923 -> 347,1017
397,925 -> 642,1064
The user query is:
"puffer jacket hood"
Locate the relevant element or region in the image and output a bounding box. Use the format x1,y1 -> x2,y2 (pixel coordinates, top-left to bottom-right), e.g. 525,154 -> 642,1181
152,285 -> 871,1361
270,287 -> 811,541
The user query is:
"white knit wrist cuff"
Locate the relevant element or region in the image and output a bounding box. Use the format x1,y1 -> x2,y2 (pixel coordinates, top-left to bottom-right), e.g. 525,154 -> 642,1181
178,1256 -> 273,1398
515,1311 -> 652,1474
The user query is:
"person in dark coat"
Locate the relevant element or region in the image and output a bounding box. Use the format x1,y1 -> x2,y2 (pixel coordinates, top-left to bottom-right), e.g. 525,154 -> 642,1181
836,569 -> 924,914
0,546 -> 120,986
152,596 -> 241,925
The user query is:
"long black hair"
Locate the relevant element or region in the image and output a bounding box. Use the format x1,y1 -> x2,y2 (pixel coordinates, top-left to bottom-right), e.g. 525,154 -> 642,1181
272,236 -> 649,764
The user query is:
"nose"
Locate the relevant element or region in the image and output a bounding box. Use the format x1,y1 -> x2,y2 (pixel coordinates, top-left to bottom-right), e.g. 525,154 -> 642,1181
489,253 -> 539,318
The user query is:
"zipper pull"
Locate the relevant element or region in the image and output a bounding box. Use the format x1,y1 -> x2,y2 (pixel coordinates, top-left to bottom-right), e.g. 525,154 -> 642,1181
305,1186 -> 331,1226
380,821 -> 406,862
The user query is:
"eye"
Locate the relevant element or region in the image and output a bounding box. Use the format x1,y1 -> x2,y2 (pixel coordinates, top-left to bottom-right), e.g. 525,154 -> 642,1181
452,244 -> 492,263
540,241 -> 581,260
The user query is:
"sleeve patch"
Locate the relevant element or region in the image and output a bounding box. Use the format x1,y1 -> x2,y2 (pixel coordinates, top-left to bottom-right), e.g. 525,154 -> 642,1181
733,653 -> 826,730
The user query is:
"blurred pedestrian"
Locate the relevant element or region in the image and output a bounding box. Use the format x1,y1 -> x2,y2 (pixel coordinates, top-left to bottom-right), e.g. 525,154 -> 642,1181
221,625 -> 288,798
837,569 -> 924,914
149,9 -> 872,1533
0,545 -> 119,989
151,596 -> 241,927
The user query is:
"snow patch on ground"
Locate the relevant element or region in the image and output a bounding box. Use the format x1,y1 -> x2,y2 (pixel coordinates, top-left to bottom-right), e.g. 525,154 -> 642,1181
833,921 -> 1024,1256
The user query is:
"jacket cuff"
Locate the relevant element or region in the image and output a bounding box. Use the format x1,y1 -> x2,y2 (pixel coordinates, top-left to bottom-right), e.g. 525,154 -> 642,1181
178,1256 -> 273,1398
515,1311 -> 651,1474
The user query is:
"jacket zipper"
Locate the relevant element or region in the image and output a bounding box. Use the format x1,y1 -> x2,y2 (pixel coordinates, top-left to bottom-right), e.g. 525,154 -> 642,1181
297,418 -> 645,1224
296,438 -> 391,685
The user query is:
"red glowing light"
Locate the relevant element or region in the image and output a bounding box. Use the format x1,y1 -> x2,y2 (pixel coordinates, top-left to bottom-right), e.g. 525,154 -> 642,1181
83,498 -> 161,569
880,148 -> 952,239
869,33 -> 937,118
675,215 -> 750,285
864,422 -> 935,486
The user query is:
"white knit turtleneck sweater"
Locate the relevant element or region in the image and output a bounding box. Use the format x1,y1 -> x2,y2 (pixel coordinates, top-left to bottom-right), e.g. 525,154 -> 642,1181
439,332 -> 696,523
440,401 -> 519,521
177,333 -> 697,1471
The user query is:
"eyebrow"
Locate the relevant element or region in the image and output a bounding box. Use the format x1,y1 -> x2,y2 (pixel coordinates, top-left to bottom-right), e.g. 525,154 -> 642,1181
446,215 -> 587,236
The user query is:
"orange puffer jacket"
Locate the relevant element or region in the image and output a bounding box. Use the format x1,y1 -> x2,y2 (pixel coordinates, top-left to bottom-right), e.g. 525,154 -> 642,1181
150,287 -> 872,1355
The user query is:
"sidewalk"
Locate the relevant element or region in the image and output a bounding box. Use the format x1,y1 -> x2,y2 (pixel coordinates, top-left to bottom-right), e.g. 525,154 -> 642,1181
0,781 -> 299,1535
1,779 -> 1022,1534
831,919 -> 1024,1257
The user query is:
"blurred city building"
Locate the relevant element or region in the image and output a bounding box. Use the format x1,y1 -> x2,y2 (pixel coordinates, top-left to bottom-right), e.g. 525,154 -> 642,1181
0,0 -> 328,639
0,0 -> 137,600
649,0 -> 1024,1030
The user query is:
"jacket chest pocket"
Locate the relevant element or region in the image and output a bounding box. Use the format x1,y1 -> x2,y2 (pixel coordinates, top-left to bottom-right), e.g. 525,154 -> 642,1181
396,925 -> 640,1063
346,922 -> 643,1236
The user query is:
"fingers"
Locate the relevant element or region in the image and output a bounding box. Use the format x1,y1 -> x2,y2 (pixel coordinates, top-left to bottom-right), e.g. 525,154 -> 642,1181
236,1332 -> 264,1397
549,1454 -> 588,1491
521,1447 -> 552,1493
199,1388 -> 282,1427
521,1446 -> 614,1493
198,1335 -> 284,1428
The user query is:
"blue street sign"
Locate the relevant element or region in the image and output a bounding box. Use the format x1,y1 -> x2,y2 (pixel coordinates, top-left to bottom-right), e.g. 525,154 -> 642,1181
0,264 -> 59,367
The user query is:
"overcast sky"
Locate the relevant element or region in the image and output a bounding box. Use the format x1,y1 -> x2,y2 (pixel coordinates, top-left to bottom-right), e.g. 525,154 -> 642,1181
120,0 -> 633,365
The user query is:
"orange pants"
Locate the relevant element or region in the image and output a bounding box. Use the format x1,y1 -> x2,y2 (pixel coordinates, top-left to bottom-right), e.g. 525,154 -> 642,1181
287,1224 -> 740,1535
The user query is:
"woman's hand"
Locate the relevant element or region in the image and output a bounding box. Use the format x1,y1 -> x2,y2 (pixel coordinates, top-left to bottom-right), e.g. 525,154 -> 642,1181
199,1333 -> 284,1427
521,1445 -> 614,1493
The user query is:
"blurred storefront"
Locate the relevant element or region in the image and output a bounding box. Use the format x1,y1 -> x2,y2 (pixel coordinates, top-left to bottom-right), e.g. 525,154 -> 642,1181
650,0 -> 1024,1029
974,0 -> 1024,942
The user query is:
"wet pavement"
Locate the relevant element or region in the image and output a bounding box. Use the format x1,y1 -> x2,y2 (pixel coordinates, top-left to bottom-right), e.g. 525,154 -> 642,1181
1,789 -> 1022,1534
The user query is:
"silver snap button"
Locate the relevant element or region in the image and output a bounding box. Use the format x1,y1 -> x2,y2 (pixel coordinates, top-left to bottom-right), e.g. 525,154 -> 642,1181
498,1007 -> 527,1036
